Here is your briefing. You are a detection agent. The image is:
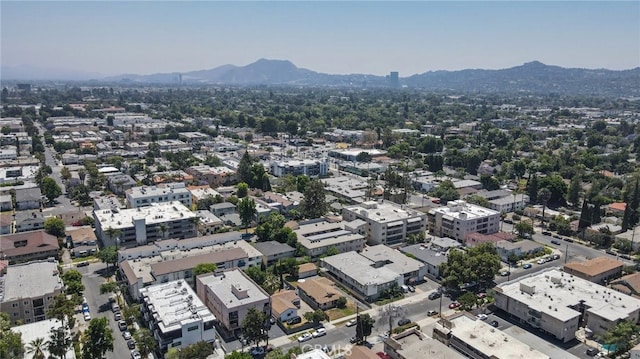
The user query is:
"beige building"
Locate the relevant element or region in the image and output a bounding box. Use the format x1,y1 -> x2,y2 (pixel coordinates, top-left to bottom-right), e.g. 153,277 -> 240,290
294,220 -> 366,258
196,269 -> 270,336
297,277 -> 342,311
0,260 -> 64,325
563,257 -> 623,285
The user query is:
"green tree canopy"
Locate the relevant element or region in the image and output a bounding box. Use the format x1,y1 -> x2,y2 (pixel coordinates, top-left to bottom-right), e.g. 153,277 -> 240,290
356,313 -> 375,341
133,328 -> 157,358
44,217 -> 66,238
177,341 -> 214,359
0,312 -> 24,359
238,197 -> 256,233
439,243 -> 501,292
41,177 -> 62,203
81,317 -> 114,359
96,246 -> 118,268
241,308 -> 268,347
432,180 -> 459,204
237,182 -> 249,198
600,321 -> 639,355
46,294 -> 76,330
300,179 -> 327,219
193,263 -> 218,276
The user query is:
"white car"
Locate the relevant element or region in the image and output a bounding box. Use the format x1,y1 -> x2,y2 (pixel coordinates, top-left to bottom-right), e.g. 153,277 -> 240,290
476,314 -> 488,321
312,328 -> 326,338
123,331 -> 132,340
537,259 -> 546,265
83,312 -> 91,321
297,333 -> 313,342
345,319 -> 357,327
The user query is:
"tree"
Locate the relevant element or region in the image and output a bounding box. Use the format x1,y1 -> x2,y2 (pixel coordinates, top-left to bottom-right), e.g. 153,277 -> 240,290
122,303 -> 141,326
457,292 -> 478,311
336,297 -> 347,309
238,151 -> 254,185
104,227 -> 122,247
527,174 -> 538,204
300,179 -> 327,219
60,166 -> 71,181
193,263 -> 218,276
325,246 -> 340,256
81,317 -> 114,359
133,328 -> 157,358
566,175 -> 581,208
439,243 -> 501,293
47,326 -> 72,359
303,309 -> 326,323
432,180 -> 459,204
296,175 -> 310,193
41,177 -> 62,204
61,270 -> 84,298
46,294 -> 76,330
600,320 -> 639,355
356,151 -> 372,163
515,221 -> 534,238
238,197 -> 256,234
237,182 -> 249,198
0,312 -> 24,359
356,313 -> 375,341
96,246 -> 118,268
26,337 -> 46,359
44,217 -> 66,238
241,308 -> 268,347
538,188 -> 552,228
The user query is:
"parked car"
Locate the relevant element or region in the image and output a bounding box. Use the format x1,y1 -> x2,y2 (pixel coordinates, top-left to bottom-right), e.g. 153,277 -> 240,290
111,303 -> 121,313
586,347 -> 600,356
407,285 -> 415,293
542,231 -> 551,236
427,310 -> 438,316
123,331 -> 132,340
476,314 -> 488,321
127,340 -> 136,350
349,336 -> 360,344
500,270 -> 510,277
114,312 -> 122,321
346,319 -> 357,327
312,328 -> 327,338
551,239 -> 561,245
287,316 -> 301,325
489,320 -> 499,328
448,302 -> 461,309
376,352 -> 391,359
83,312 -> 91,321
250,346 -> 265,356
537,259 -> 547,265
397,318 -> 411,326
118,320 -> 128,331
76,261 -> 89,267
428,291 -> 441,300
82,303 -> 89,313
130,350 -> 141,359
297,333 -> 313,343
564,237 -> 574,243
523,263 -> 532,269
551,254 -> 560,260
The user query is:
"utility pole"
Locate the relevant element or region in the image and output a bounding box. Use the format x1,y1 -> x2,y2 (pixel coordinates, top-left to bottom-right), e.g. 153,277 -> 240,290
565,244 -> 569,264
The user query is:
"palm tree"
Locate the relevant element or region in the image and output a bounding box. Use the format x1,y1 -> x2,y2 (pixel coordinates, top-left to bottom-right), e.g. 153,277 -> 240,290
26,337 -> 46,359
538,188 -> 552,228
47,327 -> 72,359
157,223 -> 168,240
105,227 -> 122,249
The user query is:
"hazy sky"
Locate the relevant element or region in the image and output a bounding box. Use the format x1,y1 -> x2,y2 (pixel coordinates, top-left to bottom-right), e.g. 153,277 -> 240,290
2,1 -> 639,76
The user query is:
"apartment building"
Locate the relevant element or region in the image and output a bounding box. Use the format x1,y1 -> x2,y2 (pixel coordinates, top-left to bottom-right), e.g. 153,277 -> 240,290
563,257 -> 623,285
93,201 -> 197,247
0,260 -> 64,325
185,165 -> 237,187
196,269 -> 270,336
294,220 -> 366,258
493,268 -> 640,342
427,200 -> 500,242
140,280 -> 216,353
126,183 -> 192,209
0,231 -> 59,264
342,200 -> 427,246
269,159 -> 328,178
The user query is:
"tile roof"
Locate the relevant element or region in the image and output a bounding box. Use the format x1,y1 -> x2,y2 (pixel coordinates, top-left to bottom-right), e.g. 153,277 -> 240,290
564,256 -> 623,277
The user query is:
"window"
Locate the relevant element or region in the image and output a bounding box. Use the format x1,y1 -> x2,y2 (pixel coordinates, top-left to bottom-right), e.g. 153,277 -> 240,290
172,342 -> 182,347
12,303 -> 18,308
187,325 -> 198,332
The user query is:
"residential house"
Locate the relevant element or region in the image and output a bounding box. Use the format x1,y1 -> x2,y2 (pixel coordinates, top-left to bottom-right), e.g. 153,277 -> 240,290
0,231 -> 59,263
253,241 -> 296,266
14,187 -> 41,210
297,277 -> 342,311
563,257 -> 623,285
270,290 -> 300,323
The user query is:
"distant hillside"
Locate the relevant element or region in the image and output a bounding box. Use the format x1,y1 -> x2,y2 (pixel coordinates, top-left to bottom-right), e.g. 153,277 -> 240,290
4,59 -> 639,97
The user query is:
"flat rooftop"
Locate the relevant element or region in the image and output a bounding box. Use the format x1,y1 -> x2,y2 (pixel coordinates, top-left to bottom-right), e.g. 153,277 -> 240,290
127,183 -> 189,198
344,201 -> 425,223
428,200 -> 499,220
445,313 -> 549,359
321,251 -> 400,286
198,269 -> 269,309
497,268 -> 640,323
141,280 -> 215,333
295,221 -> 365,250
94,201 -> 195,230
360,245 -> 425,275
392,329 -> 464,359
2,261 -> 63,302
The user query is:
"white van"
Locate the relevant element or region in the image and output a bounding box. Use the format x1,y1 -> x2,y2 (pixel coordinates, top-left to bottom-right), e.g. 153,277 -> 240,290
401,285 -> 409,293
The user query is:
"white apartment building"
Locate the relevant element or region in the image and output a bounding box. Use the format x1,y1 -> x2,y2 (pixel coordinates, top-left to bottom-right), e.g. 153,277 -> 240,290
93,201 -> 197,247
493,268 -> 640,342
126,183 -> 192,209
342,200 -> 427,246
270,159 -> 328,178
196,269 -> 270,336
427,200 -> 500,242
294,219 -> 366,258
140,280 -> 216,353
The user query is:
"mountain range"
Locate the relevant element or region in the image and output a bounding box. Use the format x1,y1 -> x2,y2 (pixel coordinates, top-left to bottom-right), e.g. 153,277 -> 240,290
3,59 -> 639,96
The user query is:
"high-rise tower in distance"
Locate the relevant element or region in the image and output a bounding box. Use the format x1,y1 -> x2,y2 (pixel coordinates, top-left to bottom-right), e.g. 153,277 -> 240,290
389,71 -> 399,88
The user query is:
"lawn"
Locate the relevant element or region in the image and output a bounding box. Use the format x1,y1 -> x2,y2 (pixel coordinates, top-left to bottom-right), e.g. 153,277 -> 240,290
326,301 -> 356,321
375,294 -> 404,306
72,255 -> 96,263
